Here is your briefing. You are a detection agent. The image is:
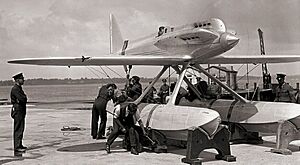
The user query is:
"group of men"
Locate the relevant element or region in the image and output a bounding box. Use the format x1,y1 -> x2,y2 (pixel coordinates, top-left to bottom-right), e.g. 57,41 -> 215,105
10,72 -> 298,155
90,76 -> 177,155
91,75 -> 148,155
89,73 -> 298,156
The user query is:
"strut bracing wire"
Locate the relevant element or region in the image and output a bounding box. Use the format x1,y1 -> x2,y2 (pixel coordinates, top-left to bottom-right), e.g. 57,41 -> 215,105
105,66 -> 124,78
237,64 -> 259,82
86,66 -> 105,78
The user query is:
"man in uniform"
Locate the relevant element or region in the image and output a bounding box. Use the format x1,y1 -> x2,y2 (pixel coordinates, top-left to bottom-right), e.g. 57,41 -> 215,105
195,77 -> 208,98
158,79 -> 169,104
126,76 -> 142,101
144,81 -> 157,103
10,73 -> 27,153
207,81 -> 222,99
274,73 -> 296,103
106,103 -> 146,155
91,83 -> 117,139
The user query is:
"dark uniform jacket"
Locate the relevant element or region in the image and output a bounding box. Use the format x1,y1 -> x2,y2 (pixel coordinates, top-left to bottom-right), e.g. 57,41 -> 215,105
120,104 -> 135,128
127,83 -> 142,100
158,84 -> 169,96
95,85 -> 114,109
97,85 -> 110,100
10,84 -> 27,118
274,83 -> 296,103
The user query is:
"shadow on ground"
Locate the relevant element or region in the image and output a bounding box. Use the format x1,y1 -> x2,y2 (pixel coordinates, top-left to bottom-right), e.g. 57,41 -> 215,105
57,141 -> 226,163
0,138 -> 69,164
0,152 -> 44,164
57,141 -> 123,152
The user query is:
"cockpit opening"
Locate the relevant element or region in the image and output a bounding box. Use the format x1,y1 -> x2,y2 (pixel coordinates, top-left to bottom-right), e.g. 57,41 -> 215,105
157,26 -> 174,37
158,26 -> 165,37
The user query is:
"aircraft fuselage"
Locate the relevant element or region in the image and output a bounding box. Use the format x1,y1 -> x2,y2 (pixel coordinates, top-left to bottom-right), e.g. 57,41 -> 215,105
122,18 -> 239,63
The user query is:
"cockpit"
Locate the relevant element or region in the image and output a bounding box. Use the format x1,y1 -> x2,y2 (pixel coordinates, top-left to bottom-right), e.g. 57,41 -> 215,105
157,26 -> 174,37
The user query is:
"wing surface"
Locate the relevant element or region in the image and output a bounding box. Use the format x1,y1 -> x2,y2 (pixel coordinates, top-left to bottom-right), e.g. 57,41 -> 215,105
8,55 -> 192,66
202,55 -> 300,64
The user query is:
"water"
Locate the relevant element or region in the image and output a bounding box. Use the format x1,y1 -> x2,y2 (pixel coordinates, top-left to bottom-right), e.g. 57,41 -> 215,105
0,83 -> 152,109
1,84 -> 99,101
1,76 -> 299,109
0,84 -> 101,109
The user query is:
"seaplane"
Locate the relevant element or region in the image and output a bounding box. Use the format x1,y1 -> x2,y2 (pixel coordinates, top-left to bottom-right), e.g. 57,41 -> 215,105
8,14 -> 300,163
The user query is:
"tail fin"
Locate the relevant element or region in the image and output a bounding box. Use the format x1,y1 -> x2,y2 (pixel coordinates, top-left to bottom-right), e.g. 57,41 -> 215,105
109,14 -> 124,54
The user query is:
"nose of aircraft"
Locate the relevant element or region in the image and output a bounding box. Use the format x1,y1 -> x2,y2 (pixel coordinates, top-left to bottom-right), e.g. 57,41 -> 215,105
221,33 -> 239,49
226,34 -> 239,46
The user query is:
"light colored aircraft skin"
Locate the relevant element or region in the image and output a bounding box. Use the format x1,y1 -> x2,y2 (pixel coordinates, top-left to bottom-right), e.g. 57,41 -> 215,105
8,15 -> 300,66
180,99 -> 300,131
179,98 -> 300,154
7,14 -> 300,154
179,64 -> 300,154
139,103 -> 221,141
7,14 -> 242,139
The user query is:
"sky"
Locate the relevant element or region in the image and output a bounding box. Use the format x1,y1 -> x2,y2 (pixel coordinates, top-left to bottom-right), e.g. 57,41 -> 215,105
1,0 -> 300,80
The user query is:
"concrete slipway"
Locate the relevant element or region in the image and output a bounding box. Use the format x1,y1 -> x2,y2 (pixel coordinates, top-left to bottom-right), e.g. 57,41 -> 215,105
0,106 -> 299,165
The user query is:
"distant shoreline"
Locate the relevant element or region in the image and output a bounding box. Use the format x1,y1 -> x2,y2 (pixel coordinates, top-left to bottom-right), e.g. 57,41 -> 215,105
0,77 -> 171,86
1,75 -> 300,87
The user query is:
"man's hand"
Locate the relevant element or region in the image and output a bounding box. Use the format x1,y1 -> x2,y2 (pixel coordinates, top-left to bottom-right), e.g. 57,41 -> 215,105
143,131 -> 148,136
121,128 -> 126,133
142,127 -> 148,136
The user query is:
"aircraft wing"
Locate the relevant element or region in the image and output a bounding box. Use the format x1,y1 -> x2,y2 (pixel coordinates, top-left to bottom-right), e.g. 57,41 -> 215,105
8,54 -> 300,66
8,55 -> 192,66
203,55 -> 300,64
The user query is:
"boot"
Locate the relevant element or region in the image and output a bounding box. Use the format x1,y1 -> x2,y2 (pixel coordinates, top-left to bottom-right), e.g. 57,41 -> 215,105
20,145 -> 28,149
131,147 -> 139,155
14,148 -> 26,152
96,135 -> 106,140
105,144 -> 111,154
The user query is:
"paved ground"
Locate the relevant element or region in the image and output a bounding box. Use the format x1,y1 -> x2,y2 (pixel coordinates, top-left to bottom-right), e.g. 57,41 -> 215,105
0,106 -> 300,165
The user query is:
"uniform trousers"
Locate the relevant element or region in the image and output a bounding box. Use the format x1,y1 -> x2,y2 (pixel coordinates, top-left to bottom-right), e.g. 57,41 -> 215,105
91,98 -> 108,138
13,113 -> 25,150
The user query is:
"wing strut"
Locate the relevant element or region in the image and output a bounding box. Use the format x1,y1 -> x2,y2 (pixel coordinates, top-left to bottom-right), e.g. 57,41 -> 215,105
167,64 -> 189,105
134,66 -> 169,105
172,66 -> 204,101
193,64 -> 249,103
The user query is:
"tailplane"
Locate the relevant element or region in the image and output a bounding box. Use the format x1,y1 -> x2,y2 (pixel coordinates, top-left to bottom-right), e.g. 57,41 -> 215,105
109,14 -> 124,54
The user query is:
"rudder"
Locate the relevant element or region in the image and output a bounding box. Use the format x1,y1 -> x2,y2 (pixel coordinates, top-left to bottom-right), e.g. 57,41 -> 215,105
109,14 -> 124,54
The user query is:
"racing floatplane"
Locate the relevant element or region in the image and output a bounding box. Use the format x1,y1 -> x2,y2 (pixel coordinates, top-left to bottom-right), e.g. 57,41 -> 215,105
8,14 -> 300,164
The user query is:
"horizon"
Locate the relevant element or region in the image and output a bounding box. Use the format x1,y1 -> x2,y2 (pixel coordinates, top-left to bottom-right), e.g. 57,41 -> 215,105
2,73 -> 300,82
2,74 -> 300,86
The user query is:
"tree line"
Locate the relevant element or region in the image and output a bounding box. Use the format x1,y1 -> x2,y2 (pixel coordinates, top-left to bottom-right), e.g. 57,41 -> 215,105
0,77 -> 157,86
